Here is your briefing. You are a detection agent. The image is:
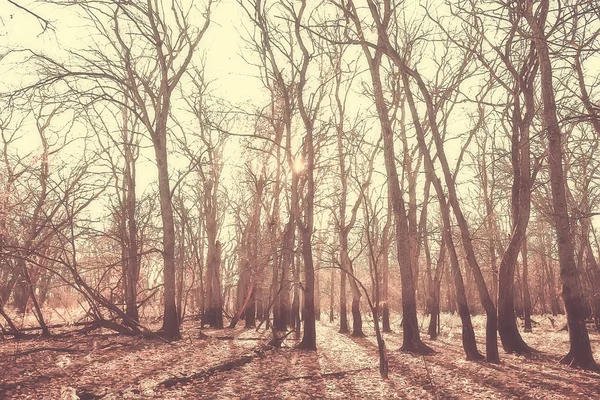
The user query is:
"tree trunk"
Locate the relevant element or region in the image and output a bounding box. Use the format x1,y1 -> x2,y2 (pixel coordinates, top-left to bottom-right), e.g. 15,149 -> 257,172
428,240 -> 445,339
404,66 -> 498,363
297,232 -> 317,350
347,7 -> 431,352
13,278 -> 28,314
294,1 -> 317,350
155,134 -> 180,340
339,269 -> 349,333
330,265 -> 335,323
176,218 -> 185,324
522,240 -> 533,332
402,71 -> 482,360
481,133 -> 499,307
525,0 -> 597,369
382,216 -> 392,333
245,285 -> 256,329
315,258 -> 321,321
292,253 -> 300,335
341,245 -> 364,337
497,36 -> 537,353
334,61 -> 365,337
277,219 -> 294,331
123,108 -> 140,325
204,178 -> 224,329
256,287 -> 264,322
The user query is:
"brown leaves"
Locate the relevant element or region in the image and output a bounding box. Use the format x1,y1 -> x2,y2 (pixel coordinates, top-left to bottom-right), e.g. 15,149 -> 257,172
2,315 -> 600,399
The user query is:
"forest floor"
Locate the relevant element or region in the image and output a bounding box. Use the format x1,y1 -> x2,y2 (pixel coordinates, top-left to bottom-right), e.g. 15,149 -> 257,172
1,313 -> 600,399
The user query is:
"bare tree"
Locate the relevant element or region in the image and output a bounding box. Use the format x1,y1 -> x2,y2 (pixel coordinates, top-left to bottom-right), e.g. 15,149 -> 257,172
523,0 -> 597,370
328,37 -> 369,337
293,0 -> 327,350
333,0 -> 433,354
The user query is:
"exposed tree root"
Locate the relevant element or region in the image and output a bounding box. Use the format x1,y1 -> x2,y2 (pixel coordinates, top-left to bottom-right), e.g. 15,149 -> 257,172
198,330 -> 209,339
559,352 -> 600,372
465,351 -> 485,362
212,336 -> 264,341
12,345 -> 85,358
2,331 -> 37,339
400,340 -> 436,355
296,340 -> 317,351
268,329 -> 295,348
75,389 -> 102,400
160,353 -> 260,388
279,367 -> 372,382
502,340 -> 539,355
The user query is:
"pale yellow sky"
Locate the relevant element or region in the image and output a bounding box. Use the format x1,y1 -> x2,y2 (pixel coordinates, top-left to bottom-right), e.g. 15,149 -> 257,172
3,0 -> 599,240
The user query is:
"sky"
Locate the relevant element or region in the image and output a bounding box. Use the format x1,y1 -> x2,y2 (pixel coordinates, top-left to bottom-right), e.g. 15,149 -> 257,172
0,0 -> 262,180
0,0 -> 493,233
3,0 -> 599,243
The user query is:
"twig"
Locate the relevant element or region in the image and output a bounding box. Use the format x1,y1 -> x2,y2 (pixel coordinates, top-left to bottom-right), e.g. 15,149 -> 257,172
421,355 -> 439,400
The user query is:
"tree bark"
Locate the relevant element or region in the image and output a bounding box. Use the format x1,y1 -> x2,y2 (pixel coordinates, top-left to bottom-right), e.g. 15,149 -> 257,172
524,0 -> 597,369
155,137 -> 180,340
428,240 -> 445,339
402,71 -> 482,360
403,65 -> 498,362
294,0 -> 318,350
381,209 -> 392,333
330,263 -> 335,323
123,117 -> 140,324
203,176 -> 224,328
339,269 -> 349,333
522,240 -> 533,332
341,0 -> 432,353
315,254 -> 321,321
497,29 -> 538,354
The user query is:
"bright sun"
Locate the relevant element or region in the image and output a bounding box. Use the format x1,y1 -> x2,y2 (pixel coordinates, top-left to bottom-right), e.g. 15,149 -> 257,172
292,157 -> 305,174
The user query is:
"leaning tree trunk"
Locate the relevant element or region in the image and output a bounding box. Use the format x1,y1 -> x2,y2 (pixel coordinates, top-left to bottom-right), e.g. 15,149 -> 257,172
402,72 -> 482,361
342,1 -> 432,352
497,36 -> 537,354
525,0 -> 597,369
403,65 -> 498,363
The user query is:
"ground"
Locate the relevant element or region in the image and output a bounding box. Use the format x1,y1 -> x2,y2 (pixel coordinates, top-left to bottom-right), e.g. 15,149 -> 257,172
1,313 -> 600,399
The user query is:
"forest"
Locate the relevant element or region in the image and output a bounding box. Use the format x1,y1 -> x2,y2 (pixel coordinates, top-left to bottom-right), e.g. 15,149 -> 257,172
1,0 -> 600,398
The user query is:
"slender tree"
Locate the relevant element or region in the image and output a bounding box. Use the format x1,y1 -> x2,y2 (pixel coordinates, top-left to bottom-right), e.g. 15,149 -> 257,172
524,0 -> 597,369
